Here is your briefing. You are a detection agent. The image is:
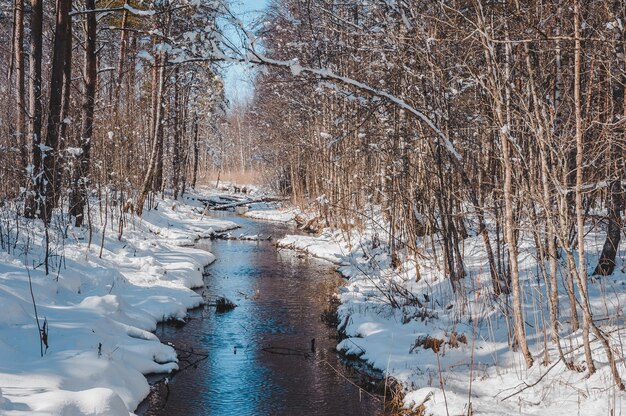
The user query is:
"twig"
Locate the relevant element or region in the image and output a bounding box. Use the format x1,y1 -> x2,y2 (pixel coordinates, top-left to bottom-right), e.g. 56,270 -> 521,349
26,265 -> 44,357
436,348 -> 450,416
262,346 -> 310,358
318,358 -> 383,402
99,191 -> 108,259
500,358 -> 562,401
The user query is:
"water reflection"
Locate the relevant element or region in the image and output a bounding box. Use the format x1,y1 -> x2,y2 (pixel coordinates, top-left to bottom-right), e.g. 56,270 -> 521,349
139,214 -> 382,416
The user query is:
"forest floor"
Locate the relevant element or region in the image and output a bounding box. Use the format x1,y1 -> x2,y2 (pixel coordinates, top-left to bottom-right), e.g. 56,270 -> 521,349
1,187 -> 624,415
253,205 -> 626,415
0,188 -> 241,415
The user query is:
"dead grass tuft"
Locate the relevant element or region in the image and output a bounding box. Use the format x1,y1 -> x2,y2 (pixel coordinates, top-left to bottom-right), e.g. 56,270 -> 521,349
410,332 -> 467,354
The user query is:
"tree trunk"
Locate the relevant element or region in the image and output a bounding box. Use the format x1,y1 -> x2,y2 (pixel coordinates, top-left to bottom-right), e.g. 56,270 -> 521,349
136,50 -> 166,216
153,110 -> 165,193
13,0 -> 27,178
516,22 -> 564,355
40,0 -> 72,223
59,14 -> 72,202
476,171 -> 505,295
593,9 -> 625,276
70,0 -> 97,227
25,0 -> 43,218
172,68 -> 181,199
573,1 -> 596,376
59,18 -> 72,145
500,127 -> 533,368
116,0 -> 130,89
480,15 -> 533,367
191,114 -> 199,189
593,181 -> 623,276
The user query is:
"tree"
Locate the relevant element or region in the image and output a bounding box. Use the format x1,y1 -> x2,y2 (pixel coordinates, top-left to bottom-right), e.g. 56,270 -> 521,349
25,0 -> 43,218
69,0 -> 97,227
11,0 -> 27,176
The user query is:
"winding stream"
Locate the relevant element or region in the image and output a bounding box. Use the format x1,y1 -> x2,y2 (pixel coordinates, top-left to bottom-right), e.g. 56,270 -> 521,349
138,213 -> 383,416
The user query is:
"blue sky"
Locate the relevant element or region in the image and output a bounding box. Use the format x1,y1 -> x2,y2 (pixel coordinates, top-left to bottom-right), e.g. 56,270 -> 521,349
223,0 -> 269,106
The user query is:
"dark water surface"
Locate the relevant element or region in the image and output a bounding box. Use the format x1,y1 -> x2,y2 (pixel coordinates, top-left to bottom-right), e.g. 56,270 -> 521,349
138,213 -> 383,416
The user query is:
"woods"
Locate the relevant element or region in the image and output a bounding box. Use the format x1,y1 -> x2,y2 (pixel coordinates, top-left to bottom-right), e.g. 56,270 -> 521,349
237,0 -> 626,387
0,0 -> 626,412
1,0 -> 224,222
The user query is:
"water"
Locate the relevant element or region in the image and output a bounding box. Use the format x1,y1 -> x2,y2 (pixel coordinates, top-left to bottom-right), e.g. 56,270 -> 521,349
138,213 -> 383,416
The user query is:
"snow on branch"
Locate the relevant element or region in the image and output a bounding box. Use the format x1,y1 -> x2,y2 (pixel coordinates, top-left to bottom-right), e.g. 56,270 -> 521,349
243,52 -> 463,163
123,3 -> 156,16
70,4 -> 155,17
210,9 -> 462,163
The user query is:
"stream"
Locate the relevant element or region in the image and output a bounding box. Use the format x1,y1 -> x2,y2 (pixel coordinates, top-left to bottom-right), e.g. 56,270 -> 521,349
137,212 -> 384,416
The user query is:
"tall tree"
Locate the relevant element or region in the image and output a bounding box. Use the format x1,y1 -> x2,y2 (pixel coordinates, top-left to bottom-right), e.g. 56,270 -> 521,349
25,0 -> 43,218
70,0 -> 97,226
39,0 -> 72,222
12,0 -> 27,176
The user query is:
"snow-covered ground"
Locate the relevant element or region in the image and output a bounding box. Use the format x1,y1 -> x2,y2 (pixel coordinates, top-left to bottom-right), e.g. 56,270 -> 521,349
4,189 -> 624,415
244,206 -> 299,223
278,229 -> 351,264
0,192 -> 237,415
277,215 -> 626,415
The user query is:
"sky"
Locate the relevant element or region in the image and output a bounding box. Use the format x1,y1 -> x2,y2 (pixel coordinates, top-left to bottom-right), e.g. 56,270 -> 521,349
223,0 -> 269,106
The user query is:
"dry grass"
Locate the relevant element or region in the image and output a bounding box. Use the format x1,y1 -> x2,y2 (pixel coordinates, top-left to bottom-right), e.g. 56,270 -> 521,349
410,332 -> 467,354
197,170 -> 267,186
382,378 -> 428,416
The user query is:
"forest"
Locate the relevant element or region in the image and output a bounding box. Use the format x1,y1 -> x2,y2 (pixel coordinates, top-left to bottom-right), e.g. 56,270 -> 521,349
228,0 -> 626,392
0,0 -> 625,415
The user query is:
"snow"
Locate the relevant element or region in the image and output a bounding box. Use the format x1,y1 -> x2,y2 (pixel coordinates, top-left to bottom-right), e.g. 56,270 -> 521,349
136,51 -> 154,63
290,63 -> 303,76
244,52 -> 464,163
277,211 -> 626,415
319,132 -> 332,140
3,182 -> 624,415
278,229 -> 350,264
0,192 -> 237,415
14,388 -> 129,415
244,206 -> 299,223
123,4 -> 155,17
155,42 -> 172,53
66,147 -> 83,157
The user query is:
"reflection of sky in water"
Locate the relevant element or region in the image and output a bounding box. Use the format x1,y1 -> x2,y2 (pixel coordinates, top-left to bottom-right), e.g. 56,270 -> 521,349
140,214 -> 382,416
198,290 -> 268,416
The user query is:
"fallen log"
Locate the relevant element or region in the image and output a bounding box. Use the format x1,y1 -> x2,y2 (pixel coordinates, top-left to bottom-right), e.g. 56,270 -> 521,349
196,195 -> 247,206
206,197 -> 287,211
209,232 -> 272,241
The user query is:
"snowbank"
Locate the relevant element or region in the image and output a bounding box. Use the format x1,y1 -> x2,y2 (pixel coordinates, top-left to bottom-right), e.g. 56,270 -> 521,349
278,220 -> 626,415
244,206 -> 299,223
277,229 -> 351,263
0,194 -> 237,415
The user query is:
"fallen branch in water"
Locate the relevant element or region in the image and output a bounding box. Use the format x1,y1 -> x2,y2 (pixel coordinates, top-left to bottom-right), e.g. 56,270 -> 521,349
262,346 -> 311,358
209,232 -> 272,241
145,343 -> 210,409
205,197 -> 287,211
